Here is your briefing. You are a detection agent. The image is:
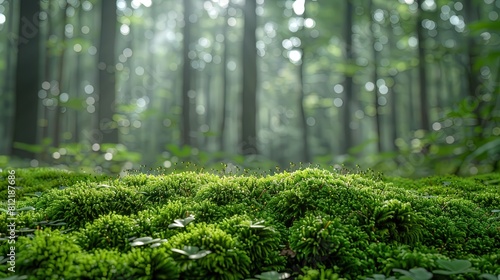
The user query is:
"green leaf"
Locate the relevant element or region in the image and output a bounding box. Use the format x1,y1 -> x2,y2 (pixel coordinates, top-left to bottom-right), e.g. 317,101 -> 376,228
393,268 -> 433,280
171,246 -> 211,259
479,274 -> 500,280
132,237 -> 154,242
433,259 -> 478,275
17,206 -> 36,212
249,220 -> 267,229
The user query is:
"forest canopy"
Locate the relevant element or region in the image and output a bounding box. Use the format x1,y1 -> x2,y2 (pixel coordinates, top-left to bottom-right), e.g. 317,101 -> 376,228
0,0 -> 499,176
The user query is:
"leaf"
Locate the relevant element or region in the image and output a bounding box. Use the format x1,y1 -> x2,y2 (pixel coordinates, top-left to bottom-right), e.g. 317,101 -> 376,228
253,271 -> 291,280
17,206 -> 36,212
168,214 -> 195,228
131,241 -> 146,246
132,237 -> 154,242
168,222 -> 185,228
460,138 -> 500,171
249,220 -> 266,229
433,259 -> 478,275
479,274 -> 500,280
188,250 -> 211,259
393,268 -> 433,280
171,246 -> 211,259
25,192 -> 43,197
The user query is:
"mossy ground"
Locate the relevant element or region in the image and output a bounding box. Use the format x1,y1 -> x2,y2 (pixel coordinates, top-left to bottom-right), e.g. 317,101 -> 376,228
0,167 -> 499,279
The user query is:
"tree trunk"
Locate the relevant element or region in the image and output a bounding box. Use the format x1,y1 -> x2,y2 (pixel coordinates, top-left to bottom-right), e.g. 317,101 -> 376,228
369,0 -> 382,152
342,0 -> 354,153
97,0 -> 118,144
181,0 -> 193,147
1,0 -> 16,154
416,0 -> 430,131
241,0 -> 258,155
298,47 -> 310,162
218,10 -> 230,152
11,0 -> 41,158
53,1 -> 69,148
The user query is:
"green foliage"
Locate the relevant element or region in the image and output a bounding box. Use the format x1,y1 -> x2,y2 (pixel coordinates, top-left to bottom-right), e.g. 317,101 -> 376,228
130,236 -> 168,248
287,215 -> 371,275
371,199 -> 424,244
16,228 -> 82,279
121,247 -> 180,280
191,200 -> 249,224
133,172 -> 220,204
194,180 -> 252,206
133,200 -> 192,238
75,212 -> 140,251
0,167 -> 107,201
74,249 -> 124,279
167,223 -> 252,279
2,167 -> 500,279
219,215 -> 286,273
432,259 -> 478,275
267,169 -> 376,226
297,267 -> 342,280
38,182 -> 146,228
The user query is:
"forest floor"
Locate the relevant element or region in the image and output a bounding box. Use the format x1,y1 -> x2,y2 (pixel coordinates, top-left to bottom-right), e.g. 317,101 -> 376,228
0,167 -> 499,279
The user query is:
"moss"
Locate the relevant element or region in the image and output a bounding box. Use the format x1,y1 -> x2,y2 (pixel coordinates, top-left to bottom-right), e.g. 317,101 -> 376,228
0,167 -> 108,201
1,167 -> 499,279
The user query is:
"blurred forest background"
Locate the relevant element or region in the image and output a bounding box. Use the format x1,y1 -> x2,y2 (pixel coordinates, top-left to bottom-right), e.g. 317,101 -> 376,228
0,0 -> 499,176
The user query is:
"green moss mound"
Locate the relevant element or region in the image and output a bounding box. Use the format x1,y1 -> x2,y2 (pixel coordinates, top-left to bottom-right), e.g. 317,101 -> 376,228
0,167 -> 498,279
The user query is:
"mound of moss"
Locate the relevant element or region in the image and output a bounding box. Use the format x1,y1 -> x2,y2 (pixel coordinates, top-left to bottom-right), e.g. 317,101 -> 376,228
0,167 -> 499,279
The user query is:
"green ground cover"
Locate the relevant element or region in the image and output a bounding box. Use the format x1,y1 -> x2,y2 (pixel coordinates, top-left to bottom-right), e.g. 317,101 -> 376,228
0,167 -> 499,279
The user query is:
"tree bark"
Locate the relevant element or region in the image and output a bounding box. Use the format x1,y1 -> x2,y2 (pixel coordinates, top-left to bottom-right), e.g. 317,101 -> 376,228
342,0 -> 354,153
241,0 -> 258,155
369,0 -> 382,152
416,0 -> 430,131
97,0 -> 119,144
11,0 -> 41,158
181,0 -> 193,147
218,10 -> 230,152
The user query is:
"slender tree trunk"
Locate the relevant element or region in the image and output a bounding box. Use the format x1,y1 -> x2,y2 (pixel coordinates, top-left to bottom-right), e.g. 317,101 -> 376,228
218,10 -> 230,152
11,0 -> 41,158
416,0 -> 430,131
97,0 -> 118,144
1,0 -> 16,154
342,0 -> 354,153
388,25 -> 398,151
298,47 -> 310,162
53,1 -> 69,148
73,2 -> 84,143
369,0 -> 382,152
181,0 -> 193,147
241,0 -> 258,155
204,72 -> 212,149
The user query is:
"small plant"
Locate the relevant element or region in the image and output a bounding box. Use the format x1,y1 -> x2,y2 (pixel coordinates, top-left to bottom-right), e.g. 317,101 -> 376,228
171,245 -> 212,259
432,259 -> 478,275
298,267 -> 342,280
371,199 -> 424,244
130,236 -> 168,248
289,213 -> 350,268
489,209 -> 500,221
122,247 -> 180,279
168,214 -> 195,228
247,271 -> 291,280
16,228 -> 82,278
392,268 -> 433,280
167,223 -> 252,279
76,212 -> 140,251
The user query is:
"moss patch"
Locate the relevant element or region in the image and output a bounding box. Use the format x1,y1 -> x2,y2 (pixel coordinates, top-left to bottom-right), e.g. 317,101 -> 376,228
0,167 -> 499,279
